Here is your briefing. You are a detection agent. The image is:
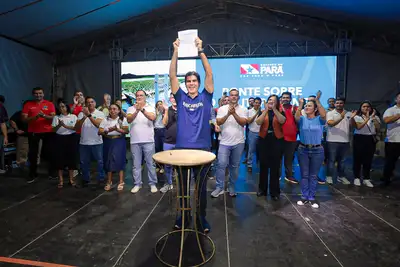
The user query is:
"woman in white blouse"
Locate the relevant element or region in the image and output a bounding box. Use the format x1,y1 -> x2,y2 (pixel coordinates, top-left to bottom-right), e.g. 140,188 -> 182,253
99,103 -> 129,191
52,99 -> 78,188
351,101 -> 381,187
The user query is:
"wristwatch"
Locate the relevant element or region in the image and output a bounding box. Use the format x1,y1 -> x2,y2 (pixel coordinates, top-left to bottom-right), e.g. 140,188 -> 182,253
87,114 -> 92,118
141,108 -> 145,112
198,49 -> 204,55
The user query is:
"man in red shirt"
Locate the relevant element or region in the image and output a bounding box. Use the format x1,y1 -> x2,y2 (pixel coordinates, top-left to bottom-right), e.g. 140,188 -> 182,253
281,92 -> 299,184
70,90 -> 84,116
22,87 -> 56,183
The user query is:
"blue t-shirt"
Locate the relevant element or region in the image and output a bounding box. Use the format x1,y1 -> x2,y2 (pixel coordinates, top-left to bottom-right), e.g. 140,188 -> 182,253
174,88 -> 213,149
298,116 -> 325,145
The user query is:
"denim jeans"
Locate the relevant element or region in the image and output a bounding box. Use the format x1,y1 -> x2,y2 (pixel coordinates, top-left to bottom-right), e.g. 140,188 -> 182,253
163,142 -> 176,185
298,146 -> 324,200
247,131 -> 259,167
80,144 -> 105,181
216,143 -> 245,192
154,128 -> 165,153
131,142 -> 157,186
327,142 -> 349,177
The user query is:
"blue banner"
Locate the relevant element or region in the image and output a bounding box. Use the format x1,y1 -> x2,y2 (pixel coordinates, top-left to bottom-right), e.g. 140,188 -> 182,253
195,56 -> 337,107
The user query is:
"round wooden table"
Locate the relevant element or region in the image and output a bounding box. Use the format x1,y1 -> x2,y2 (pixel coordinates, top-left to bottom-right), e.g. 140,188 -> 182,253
153,149 -> 216,267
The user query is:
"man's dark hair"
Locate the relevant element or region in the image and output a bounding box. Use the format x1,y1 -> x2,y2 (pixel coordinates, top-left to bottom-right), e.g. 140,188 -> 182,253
0,95 -> 5,104
308,95 -> 316,98
184,71 -> 201,85
32,87 -> 43,94
85,96 -> 95,102
336,96 -> 346,103
281,92 -> 292,98
254,97 -> 262,102
136,89 -> 147,97
249,97 -> 255,100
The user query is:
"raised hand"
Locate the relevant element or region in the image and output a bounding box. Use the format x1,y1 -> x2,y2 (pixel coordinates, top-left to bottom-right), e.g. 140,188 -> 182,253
298,98 -> 304,106
173,39 -> 180,51
371,109 -> 376,118
195,37 -> 203,51
351,110 -> 358,118
73,96 -> 79,105
316,90 -> 322,100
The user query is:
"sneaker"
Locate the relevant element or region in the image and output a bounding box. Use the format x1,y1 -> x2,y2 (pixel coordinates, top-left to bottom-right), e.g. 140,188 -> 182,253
160,184 -> 173,193
317,177 -> 325,185
159,168 -> 164,174
337,177 -> 350,185
27,176 -> 37,184
310,200 -> 319,208
211,188 -> 224,198
285,177 -> 298,184
197,216 -> 211,233
297,199 -> 309,206
150,185 -> 158,193
73,170 -> 79,177
354,178 -> 361,186
131,185 -> 141,193
174,213 -> 192,229
363,179 -> 374,188
326,176 -> 333,184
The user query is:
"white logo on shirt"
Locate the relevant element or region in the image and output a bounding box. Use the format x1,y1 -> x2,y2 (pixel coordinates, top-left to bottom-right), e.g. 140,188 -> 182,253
183,101 -> 204,111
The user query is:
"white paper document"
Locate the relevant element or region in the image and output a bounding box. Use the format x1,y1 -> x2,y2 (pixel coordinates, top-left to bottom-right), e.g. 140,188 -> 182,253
178,29 -> 198,58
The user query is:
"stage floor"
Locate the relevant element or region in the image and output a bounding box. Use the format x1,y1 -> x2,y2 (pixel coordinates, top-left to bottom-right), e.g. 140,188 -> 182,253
0,155 -> 400,267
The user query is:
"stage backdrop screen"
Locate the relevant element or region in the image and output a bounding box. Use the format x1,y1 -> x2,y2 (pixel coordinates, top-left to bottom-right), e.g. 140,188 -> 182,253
121,56 -> 336,109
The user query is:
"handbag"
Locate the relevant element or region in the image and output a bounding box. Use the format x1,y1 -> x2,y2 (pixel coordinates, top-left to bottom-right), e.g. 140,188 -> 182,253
364,118 -> 378,144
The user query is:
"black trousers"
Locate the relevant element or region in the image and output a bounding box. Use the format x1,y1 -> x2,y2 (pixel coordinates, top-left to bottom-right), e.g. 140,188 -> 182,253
383,142 -> 400,182
259,134 -> 284,197
28,132 -> 55,178
283,140 -> 298,178
353,134 -> 376,179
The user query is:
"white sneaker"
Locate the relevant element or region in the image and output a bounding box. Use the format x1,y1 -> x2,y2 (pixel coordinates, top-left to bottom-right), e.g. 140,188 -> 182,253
160,184 -> 173,193
311,202 -> 319,208
131,185 -> 141,193
363,179 -> 374,188
326,176 -> 333,184
354,178 -> 361,186
73,170 -> 79,177
338,177 -> 350,185
211,188 -> 224,198
150,185 -> 158,193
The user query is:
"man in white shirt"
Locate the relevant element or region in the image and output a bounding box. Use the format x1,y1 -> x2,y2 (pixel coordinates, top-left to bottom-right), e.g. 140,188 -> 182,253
326,97 -> 356,184
75,96 -> 105,186
382,92 -> 400,186
246,97 -> 261,172
127,90 -> 158,193
211,89 -> 247,198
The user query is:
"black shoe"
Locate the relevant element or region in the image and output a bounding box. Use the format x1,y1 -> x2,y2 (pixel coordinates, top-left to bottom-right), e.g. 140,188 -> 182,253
284,177 -> 298,184
81,180 -> 89,187
257,191 -> 267,197
27,176 -> 37,184
271,196 -> 280,201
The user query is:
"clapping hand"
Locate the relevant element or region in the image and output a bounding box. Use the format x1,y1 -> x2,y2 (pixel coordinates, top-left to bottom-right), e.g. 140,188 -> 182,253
58,120 -> 66,127
73,96 -> 79,105
82,107 -> 90,116
350,110 -> 358,119
228,105 -> 235,114
38,110 -> 45,117
298,98 -> 305,106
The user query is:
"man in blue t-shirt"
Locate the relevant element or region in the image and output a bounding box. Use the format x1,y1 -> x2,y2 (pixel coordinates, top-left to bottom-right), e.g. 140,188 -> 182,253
169,36 -> 214,233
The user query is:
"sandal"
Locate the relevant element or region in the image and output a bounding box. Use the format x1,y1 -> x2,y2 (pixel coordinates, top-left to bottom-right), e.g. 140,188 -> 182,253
69,179 -> 77,187
117,182 -> 125,191
104,182 -> 112,191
